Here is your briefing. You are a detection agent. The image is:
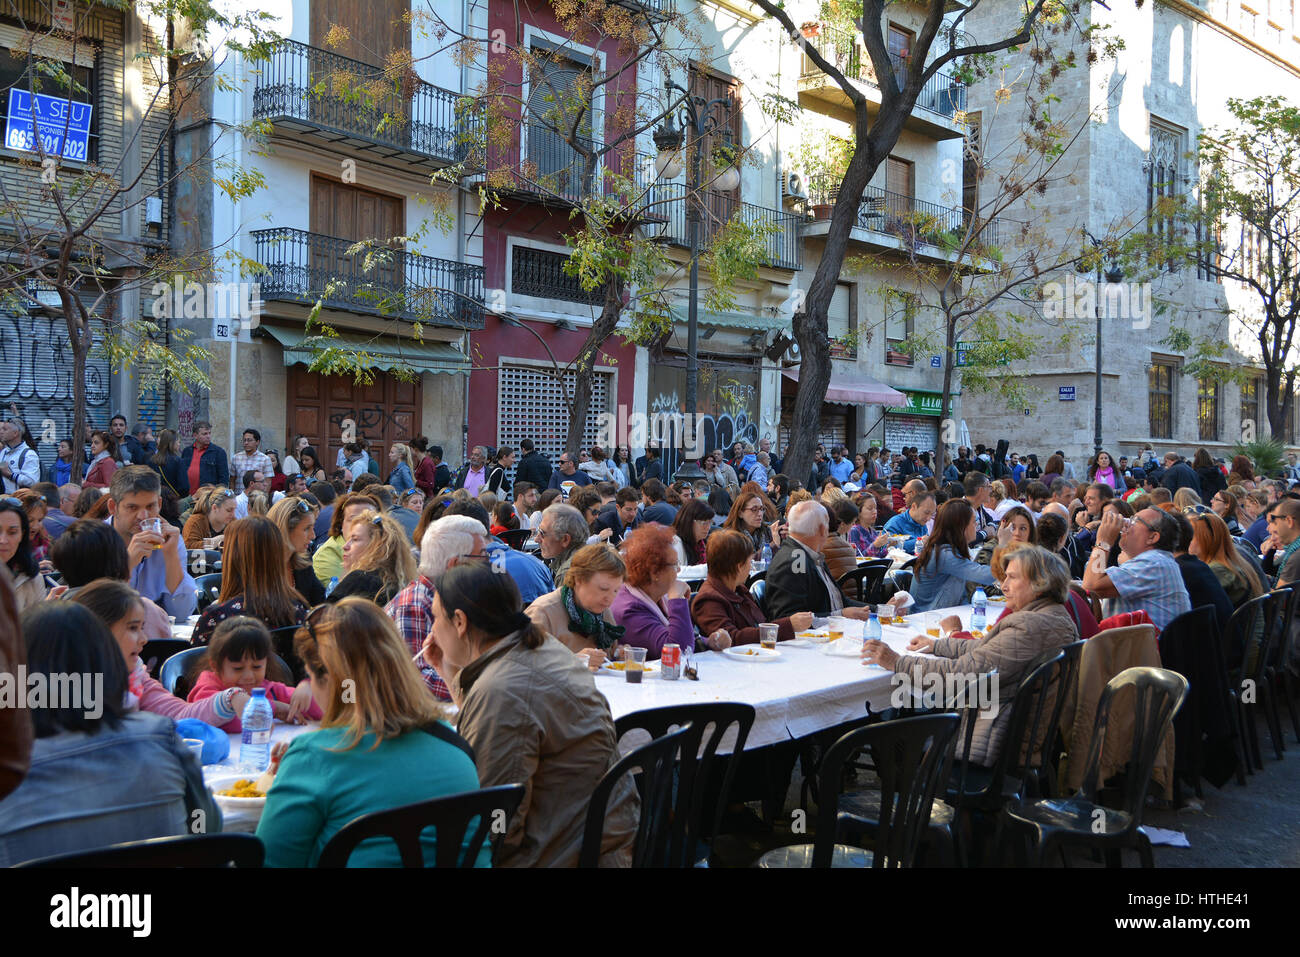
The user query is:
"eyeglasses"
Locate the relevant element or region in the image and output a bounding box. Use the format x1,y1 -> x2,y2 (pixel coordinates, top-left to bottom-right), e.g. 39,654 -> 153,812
302,603 -> 330,650
1181,505 -> 1212,515
293,499 -> 312,514
370,514 -> 385,527
1125,514 -> 1160,533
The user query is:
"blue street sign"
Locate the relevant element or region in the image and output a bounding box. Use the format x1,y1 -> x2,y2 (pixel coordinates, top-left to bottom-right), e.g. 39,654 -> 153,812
6,89 -> 93,161
930,355 -> 942,368
1059,386 -> 1076,401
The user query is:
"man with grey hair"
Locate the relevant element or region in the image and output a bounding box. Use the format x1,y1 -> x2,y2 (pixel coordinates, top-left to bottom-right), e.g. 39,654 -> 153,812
0,419 -> 37,493
1084,505 -> 1190,629
537,502 -> 588,585
46,483 -> 81,540
749,451 -> 771,491
385,514 -> 488,701
712,449 -> 739,492
763,499 -> 871,622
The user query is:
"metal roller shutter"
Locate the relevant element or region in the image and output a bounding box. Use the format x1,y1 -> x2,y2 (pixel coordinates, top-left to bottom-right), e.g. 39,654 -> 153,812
497,362 -> 613,472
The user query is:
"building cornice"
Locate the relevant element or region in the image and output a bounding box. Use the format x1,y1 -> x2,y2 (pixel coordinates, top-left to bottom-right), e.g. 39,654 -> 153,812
1159,0 -> 1300,79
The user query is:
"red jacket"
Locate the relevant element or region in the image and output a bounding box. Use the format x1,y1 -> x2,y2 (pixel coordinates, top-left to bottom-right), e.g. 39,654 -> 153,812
690,577 -> 797,645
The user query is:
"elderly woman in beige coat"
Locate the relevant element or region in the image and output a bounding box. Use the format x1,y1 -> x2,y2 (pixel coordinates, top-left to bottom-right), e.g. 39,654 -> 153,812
525,543 -> 625,672
863,545 -> 1078,766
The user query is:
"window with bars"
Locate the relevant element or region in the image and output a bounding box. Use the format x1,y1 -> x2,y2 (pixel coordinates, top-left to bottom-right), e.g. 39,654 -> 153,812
885,292 -> 916,365
510,245 -> 603,305
1149,360 -> 1175,439
1241,377 -> 1260,439
1148,119 -> 1185,271
497,363 -> 613,469
963,113 -> 981,227
1198,376 -> 1221,441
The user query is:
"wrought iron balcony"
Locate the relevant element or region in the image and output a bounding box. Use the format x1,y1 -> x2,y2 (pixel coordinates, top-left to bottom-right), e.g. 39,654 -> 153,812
511,245 -> 604,306
654,183 -> 803,271
252,227 -> 485,328
610,0 -> 675,18
252,39 -> 481,169
810,178 -> 1004,255
800,24 -> 967,120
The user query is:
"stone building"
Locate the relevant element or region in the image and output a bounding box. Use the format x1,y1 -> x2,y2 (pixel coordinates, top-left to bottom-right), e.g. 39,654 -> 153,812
958,0 -> 1300,473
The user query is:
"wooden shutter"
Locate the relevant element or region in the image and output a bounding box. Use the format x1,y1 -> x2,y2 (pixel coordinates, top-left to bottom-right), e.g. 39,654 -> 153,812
689,64 -> 742,237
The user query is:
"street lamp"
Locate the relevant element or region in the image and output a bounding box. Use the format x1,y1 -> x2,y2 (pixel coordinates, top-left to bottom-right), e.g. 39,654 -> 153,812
1080,230 -> 1123,457
653,79 -> 740,481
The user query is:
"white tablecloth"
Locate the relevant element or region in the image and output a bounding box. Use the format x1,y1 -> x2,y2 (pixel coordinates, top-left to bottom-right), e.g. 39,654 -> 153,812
598,602 -> 1002,754
201,722 -> 315,832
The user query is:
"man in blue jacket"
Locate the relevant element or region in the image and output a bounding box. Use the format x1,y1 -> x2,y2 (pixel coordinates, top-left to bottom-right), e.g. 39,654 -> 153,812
180,421 -> 228,488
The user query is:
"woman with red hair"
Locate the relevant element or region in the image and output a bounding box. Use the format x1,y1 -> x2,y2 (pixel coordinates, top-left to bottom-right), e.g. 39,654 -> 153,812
611,524 -> 728,659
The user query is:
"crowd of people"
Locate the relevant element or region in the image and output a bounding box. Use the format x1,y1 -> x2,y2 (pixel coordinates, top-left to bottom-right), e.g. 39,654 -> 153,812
4,411 -> 1300,867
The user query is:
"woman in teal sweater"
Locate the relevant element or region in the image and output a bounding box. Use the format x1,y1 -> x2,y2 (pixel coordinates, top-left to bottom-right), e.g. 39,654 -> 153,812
256,598 -> 487,867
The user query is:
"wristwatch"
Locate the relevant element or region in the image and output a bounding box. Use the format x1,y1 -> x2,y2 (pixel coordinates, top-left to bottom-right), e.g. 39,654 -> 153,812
1093,541 -> 1114,552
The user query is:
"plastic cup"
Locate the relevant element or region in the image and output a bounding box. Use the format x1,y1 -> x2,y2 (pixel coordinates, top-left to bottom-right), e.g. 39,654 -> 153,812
926,613 -> 941,639
624,646 -> 647,684
758,623 -> 778,649
183,738 -> 205,763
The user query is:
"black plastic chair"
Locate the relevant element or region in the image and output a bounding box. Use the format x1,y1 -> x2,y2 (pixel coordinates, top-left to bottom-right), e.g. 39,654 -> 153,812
1266,585 -> 1300,745
193,573 -> 223,612
316,784 -> 525,868
835,560 -> 892,604
140,638 -> 191,678
579,723 -> 692,867
499,528 -> 532,551
1226,589 -> 1286,766
757,713 -> 960,868
744,569 -> 766,589
998,666 -> 1189,867
614,703 -> 755,868
15,833 -> 264,868
1159,605 -> 1239,797
161,646 -> 208,695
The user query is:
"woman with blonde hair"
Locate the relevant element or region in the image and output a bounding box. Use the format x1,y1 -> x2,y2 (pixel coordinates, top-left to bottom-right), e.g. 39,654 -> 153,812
182,486 -> 237,550
329,509 -> 417,606
386,442 -> 415,495
255,599 -> 486,867
246,489 -> 270,517
268,496 -> 326,605
526,542 -> 626,670
1188,510 -> 1264,608
1172,487 -> 1202,511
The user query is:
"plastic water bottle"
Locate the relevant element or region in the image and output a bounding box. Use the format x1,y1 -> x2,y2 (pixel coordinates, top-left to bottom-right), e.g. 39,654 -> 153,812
971,588 -> 987,633
865,613 -> 882,642
240,688 -> 273,772
325,576 -> 339,597
759,542 -> 772,568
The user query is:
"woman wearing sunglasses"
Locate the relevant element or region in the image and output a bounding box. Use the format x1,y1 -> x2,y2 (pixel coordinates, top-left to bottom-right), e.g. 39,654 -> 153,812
268,496 -> 326,605
328,510 -> 416,606
0,496 -> 45,612
182,486 -> 237,550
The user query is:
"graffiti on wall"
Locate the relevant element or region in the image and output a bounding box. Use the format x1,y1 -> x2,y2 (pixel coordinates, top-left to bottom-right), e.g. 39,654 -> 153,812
0,314 -> 110,470
648,389 -> 759,478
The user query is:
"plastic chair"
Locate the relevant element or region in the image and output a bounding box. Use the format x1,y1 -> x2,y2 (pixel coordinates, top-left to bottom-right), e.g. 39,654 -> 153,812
757,713 -> 960,868
161,646 -> 209,695
15,833 -> 264,868
193,573 -> 223,612
1226,589 -> 1286,767
316,784 -> 525,868
998,666 -> 1189,867
1266,585 -> 1300,745
614,703 -> 755,867
744,569 -> 766,589
835,560 -> 892,604
499,528 -> 532,551
749,578 -> 766,604
1158,606 -> 1229,798
579,723 -> 692,868
140,638 -> 191,678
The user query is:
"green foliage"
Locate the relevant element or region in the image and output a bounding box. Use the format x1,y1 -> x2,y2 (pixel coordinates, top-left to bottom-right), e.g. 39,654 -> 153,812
1232,437 -> 1288,479
700,215 -> 777,314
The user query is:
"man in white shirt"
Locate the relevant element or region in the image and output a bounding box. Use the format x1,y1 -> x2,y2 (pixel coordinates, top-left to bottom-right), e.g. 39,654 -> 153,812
233,469 -> 283,518
0,420 -> 38,493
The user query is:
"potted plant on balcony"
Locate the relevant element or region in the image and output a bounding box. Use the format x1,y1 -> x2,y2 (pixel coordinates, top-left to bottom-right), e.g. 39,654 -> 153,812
801,21 -> 821,38
800,135 -> 852,221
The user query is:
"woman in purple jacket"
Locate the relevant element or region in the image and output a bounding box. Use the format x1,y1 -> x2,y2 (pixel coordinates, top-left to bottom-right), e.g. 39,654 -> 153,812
611,525 -> 730,660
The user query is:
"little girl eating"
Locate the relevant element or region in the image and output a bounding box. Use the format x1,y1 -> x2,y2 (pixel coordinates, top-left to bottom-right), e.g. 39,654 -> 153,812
188,617 -> 321,730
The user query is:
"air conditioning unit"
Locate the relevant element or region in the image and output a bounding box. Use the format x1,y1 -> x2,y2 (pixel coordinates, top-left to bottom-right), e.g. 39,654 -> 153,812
782,169 -> 810,202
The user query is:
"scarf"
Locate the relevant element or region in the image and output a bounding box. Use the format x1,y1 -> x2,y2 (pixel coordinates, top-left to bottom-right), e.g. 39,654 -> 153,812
562,585 -> 624,650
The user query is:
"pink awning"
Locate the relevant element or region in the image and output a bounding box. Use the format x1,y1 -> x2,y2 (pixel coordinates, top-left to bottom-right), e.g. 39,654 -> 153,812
782,369 -> 907,406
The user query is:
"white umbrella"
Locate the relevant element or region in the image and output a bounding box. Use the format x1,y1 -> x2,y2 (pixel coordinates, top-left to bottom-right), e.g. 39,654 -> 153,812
959,419 -> 971,449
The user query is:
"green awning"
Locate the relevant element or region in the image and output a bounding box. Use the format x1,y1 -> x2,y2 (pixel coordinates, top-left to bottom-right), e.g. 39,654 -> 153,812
262,325 -> 469,376
666,306 -> 784,331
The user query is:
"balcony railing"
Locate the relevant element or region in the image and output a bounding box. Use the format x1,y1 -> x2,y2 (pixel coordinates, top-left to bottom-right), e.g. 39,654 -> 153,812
495,124 -> 662,218
811,178 -> 1004,253
801,24 -> 967,119
611,0 -> 675,17
511,245 -> 604,305
252,39 -> 480,167
655,183 -> 803,271
252,227 -> 485,328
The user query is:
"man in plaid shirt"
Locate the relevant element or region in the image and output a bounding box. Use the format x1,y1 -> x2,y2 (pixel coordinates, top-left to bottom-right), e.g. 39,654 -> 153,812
230,428 -> 273,490
385,514 -> 488,700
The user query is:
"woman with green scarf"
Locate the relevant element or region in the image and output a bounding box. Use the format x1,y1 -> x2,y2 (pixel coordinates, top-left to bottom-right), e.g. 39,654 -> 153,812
524,543 -> 626,671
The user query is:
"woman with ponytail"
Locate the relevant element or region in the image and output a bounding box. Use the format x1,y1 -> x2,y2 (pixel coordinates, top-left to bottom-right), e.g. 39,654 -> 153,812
426,561 -> 638,867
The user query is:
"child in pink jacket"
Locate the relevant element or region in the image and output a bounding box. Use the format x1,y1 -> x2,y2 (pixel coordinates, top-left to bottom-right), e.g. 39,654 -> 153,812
187,617 -> 321,732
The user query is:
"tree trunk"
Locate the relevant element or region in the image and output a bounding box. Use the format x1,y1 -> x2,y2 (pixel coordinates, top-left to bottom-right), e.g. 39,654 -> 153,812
941,317 -> 956,451
60,290 -> 90,456
564,279 -> 624,457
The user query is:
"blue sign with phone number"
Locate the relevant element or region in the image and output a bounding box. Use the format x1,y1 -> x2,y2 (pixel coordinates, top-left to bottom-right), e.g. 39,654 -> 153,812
5,88 -> 93,161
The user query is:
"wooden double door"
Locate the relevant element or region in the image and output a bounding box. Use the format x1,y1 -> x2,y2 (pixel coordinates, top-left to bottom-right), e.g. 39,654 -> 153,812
309,175 -> 406,310
287,365 -> 421,481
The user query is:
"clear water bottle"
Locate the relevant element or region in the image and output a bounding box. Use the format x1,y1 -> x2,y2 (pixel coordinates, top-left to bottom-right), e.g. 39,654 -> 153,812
759,542 -> 772,568
971,587 -> 987,633
865,613 -> 882,642
325,575 -> 339,597
240,688 -> 273,772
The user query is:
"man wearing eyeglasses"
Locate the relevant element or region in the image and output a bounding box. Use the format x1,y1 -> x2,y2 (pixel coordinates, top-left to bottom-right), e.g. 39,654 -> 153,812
106,466 -> 197,620
1084,506 -> 1190,629
1261,499 -> 1300,588
546,453 -> 593,494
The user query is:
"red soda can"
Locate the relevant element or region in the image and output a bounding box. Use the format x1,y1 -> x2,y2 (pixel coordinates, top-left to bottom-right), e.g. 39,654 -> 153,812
661,643 -> 681,680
